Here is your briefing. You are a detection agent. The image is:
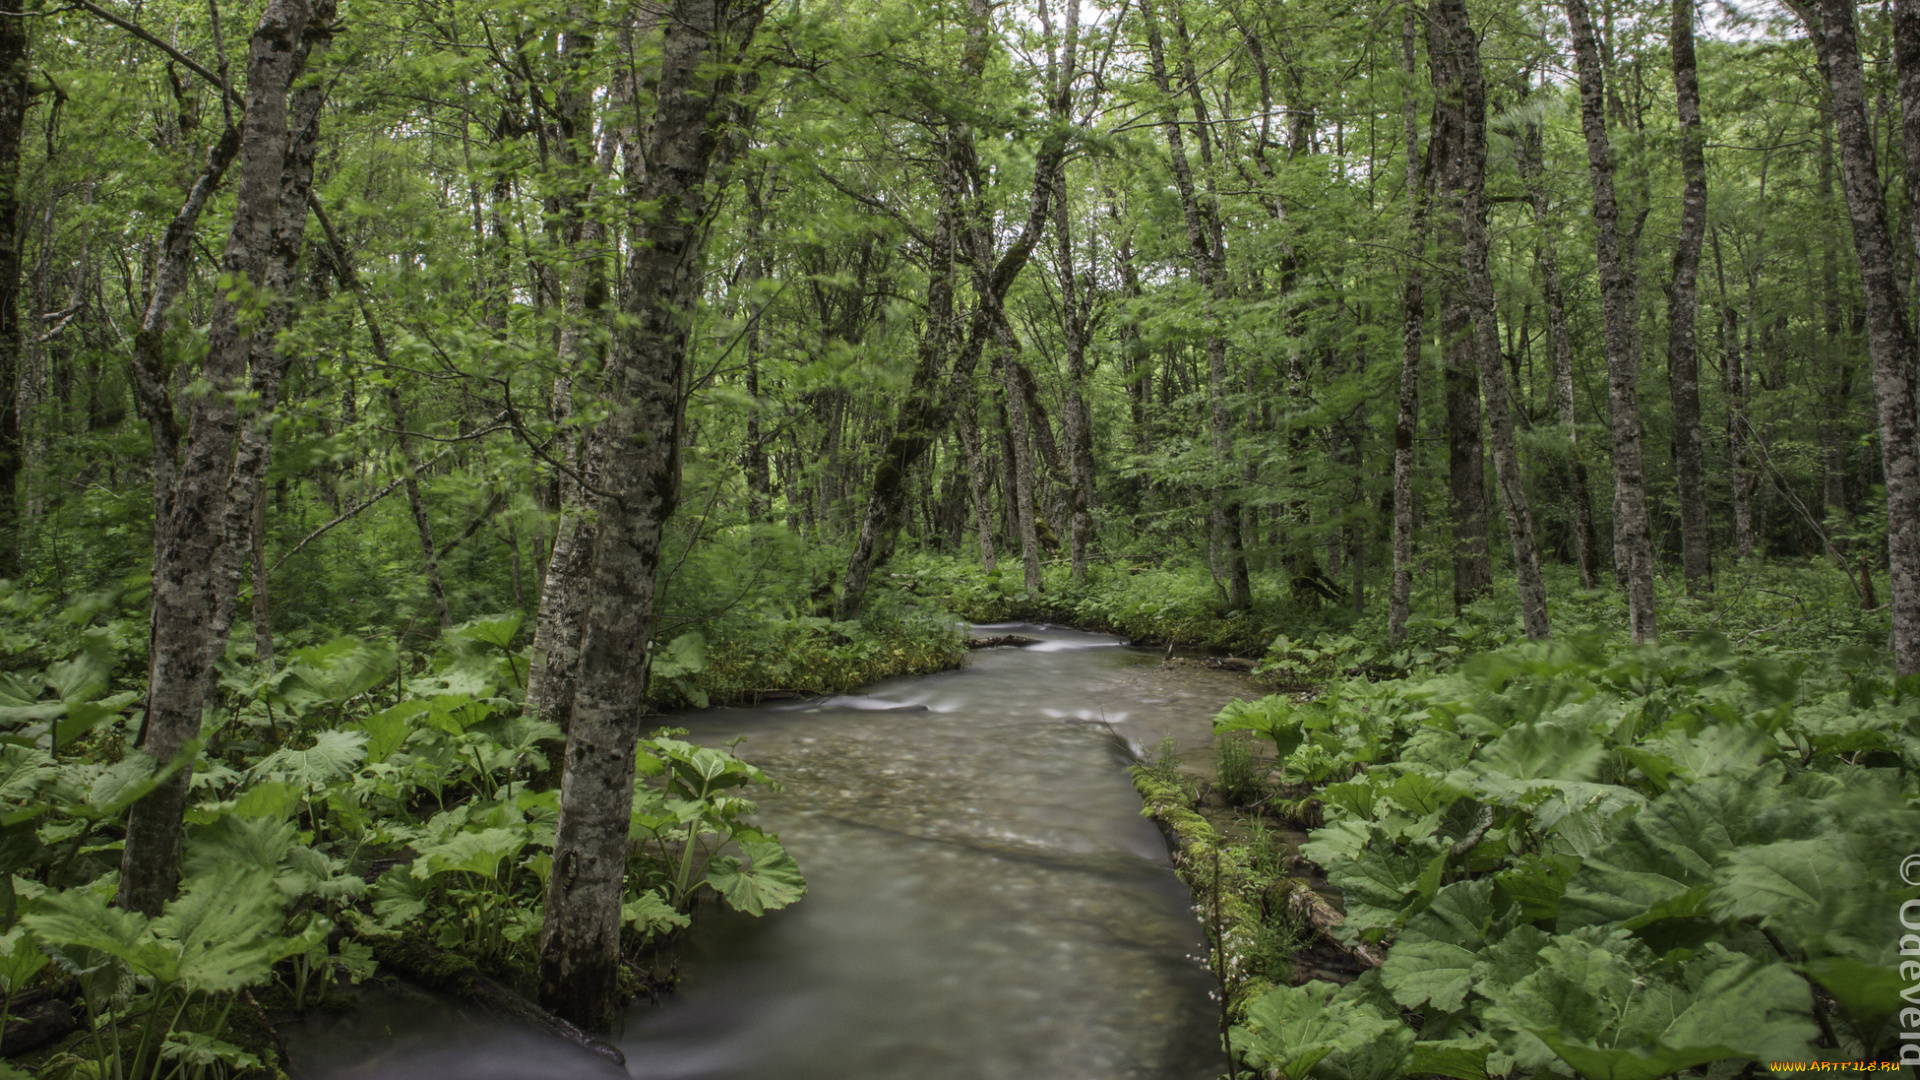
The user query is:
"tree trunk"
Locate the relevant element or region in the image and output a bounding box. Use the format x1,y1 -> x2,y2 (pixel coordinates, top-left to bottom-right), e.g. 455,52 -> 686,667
1566,0 -> 1659,642
1514,89 -> 1599,589
251,491 -> 273,671
537,0 -> 767,1029
1825,0 -> 1920,673
1052,174 -> 1095,584
997,334 -> 1044,597
1429,0 -> 1550,639
1711,227 -> 1758,560
1390,6 -> 1424,641
1666,0 -> 1712,595
0,0 -> 25,578
1425,8 -> 1491,615
525,9 -> 631,734
834,0 -> 1070,617
120,0 -> 328,915
958,389 -> 996,571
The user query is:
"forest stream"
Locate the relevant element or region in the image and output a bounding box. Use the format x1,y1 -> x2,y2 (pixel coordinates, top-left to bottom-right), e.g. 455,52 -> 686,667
283,625 -> 1254,1080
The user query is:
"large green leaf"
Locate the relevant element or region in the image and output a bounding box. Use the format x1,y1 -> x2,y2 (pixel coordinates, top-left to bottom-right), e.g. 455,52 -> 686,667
1232,981 -> 1412,1080
1472,721 -> 1605,782
359,701 -> 427,764
1485,934 -> 1816,1080
153,867 -> 284,993
1560,774 -> 1795,931
411,827 -> 526,880
250,729 -> 367,788
705,839 -> 806,916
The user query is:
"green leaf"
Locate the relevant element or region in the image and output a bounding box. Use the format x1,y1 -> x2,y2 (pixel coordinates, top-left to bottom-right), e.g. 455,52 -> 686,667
1485,935 -> 1816,1080
705,839 -> 805,916
0,927 -> 47,994
621,889 -> 691,938
250,729 -> 367,787
1473,721 -> 1605,782
230,781 -> 304,820
153,867 -> 284,993
161,1031 -> 261,1070
1382,939 -> 1480,1012
359,701 -> 427,764
1232,981 -> 1412,1080
1560,775 -> 1790,931
651,632 -> 708,679
1799,956 -> 1904,1033
1407,1036 -> 1493,1080
411,827 -> 526,880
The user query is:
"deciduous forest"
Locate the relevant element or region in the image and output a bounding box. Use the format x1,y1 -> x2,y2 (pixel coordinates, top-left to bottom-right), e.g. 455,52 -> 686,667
0,0 -> 1913,1074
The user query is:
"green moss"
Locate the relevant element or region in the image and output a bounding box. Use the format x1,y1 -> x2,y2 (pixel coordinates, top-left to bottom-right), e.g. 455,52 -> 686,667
1130,768 -> 1277,1013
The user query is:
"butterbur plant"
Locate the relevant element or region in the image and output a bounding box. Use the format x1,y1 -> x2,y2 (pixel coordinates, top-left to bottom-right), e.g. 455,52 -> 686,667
1222,635 -> 1920,1077
628,734 -> 806,918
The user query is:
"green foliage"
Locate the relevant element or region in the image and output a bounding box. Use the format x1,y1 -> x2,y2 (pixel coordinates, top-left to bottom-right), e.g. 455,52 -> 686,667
0,582 -> 816,1076
1224,633 -> 1918,1077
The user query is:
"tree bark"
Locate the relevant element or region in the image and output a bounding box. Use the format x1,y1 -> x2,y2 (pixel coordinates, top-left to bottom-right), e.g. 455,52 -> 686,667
1514,87 -> 1599,589
0,0 -> 26,578
997,330 -> 1044,597
957,388 -> 997,571
1711,227 -> 1758,560
537,0 -> 767,1030
1666,0 -> 1712,595
1429,0 -> 1550,639
1424,2 -> 1490,615
1566,0 -> 1659,642
526,9 -> 633,734
120,0 -> 327,915
1390,6 -> 1425,641
1051,168 -> 1095,584
1823,0 -> 1920,673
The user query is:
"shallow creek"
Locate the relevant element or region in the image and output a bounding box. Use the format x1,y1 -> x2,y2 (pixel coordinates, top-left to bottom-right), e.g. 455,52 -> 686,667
291,624 -> 1252,1080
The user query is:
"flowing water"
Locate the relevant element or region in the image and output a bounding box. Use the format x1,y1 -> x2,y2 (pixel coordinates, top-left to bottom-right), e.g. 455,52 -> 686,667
290,624 -> 1252,1080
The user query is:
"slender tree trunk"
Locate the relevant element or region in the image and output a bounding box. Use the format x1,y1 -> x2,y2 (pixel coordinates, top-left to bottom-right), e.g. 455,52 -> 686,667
0,0 -> 25,577
1816,132 -> 1853,553
526,11 -> 631,734
1824,0 -> 1920,673
538,0 -> 768,1029
120,0 -> 327,915
1390,7 -> 1424,641
996,334 -> 1044,597
1711,228 -> 1758,559
1666,0 -> 1712,594
1515,95 -> 1599,588
1052,174 -> 1095,584
251,492 -> 273,671
958,389 -> 996,571
1430,0 -> 1550,638
387,387 -> 451,630
1425,5 -> 1491,614
1566,0 -> 1659,641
